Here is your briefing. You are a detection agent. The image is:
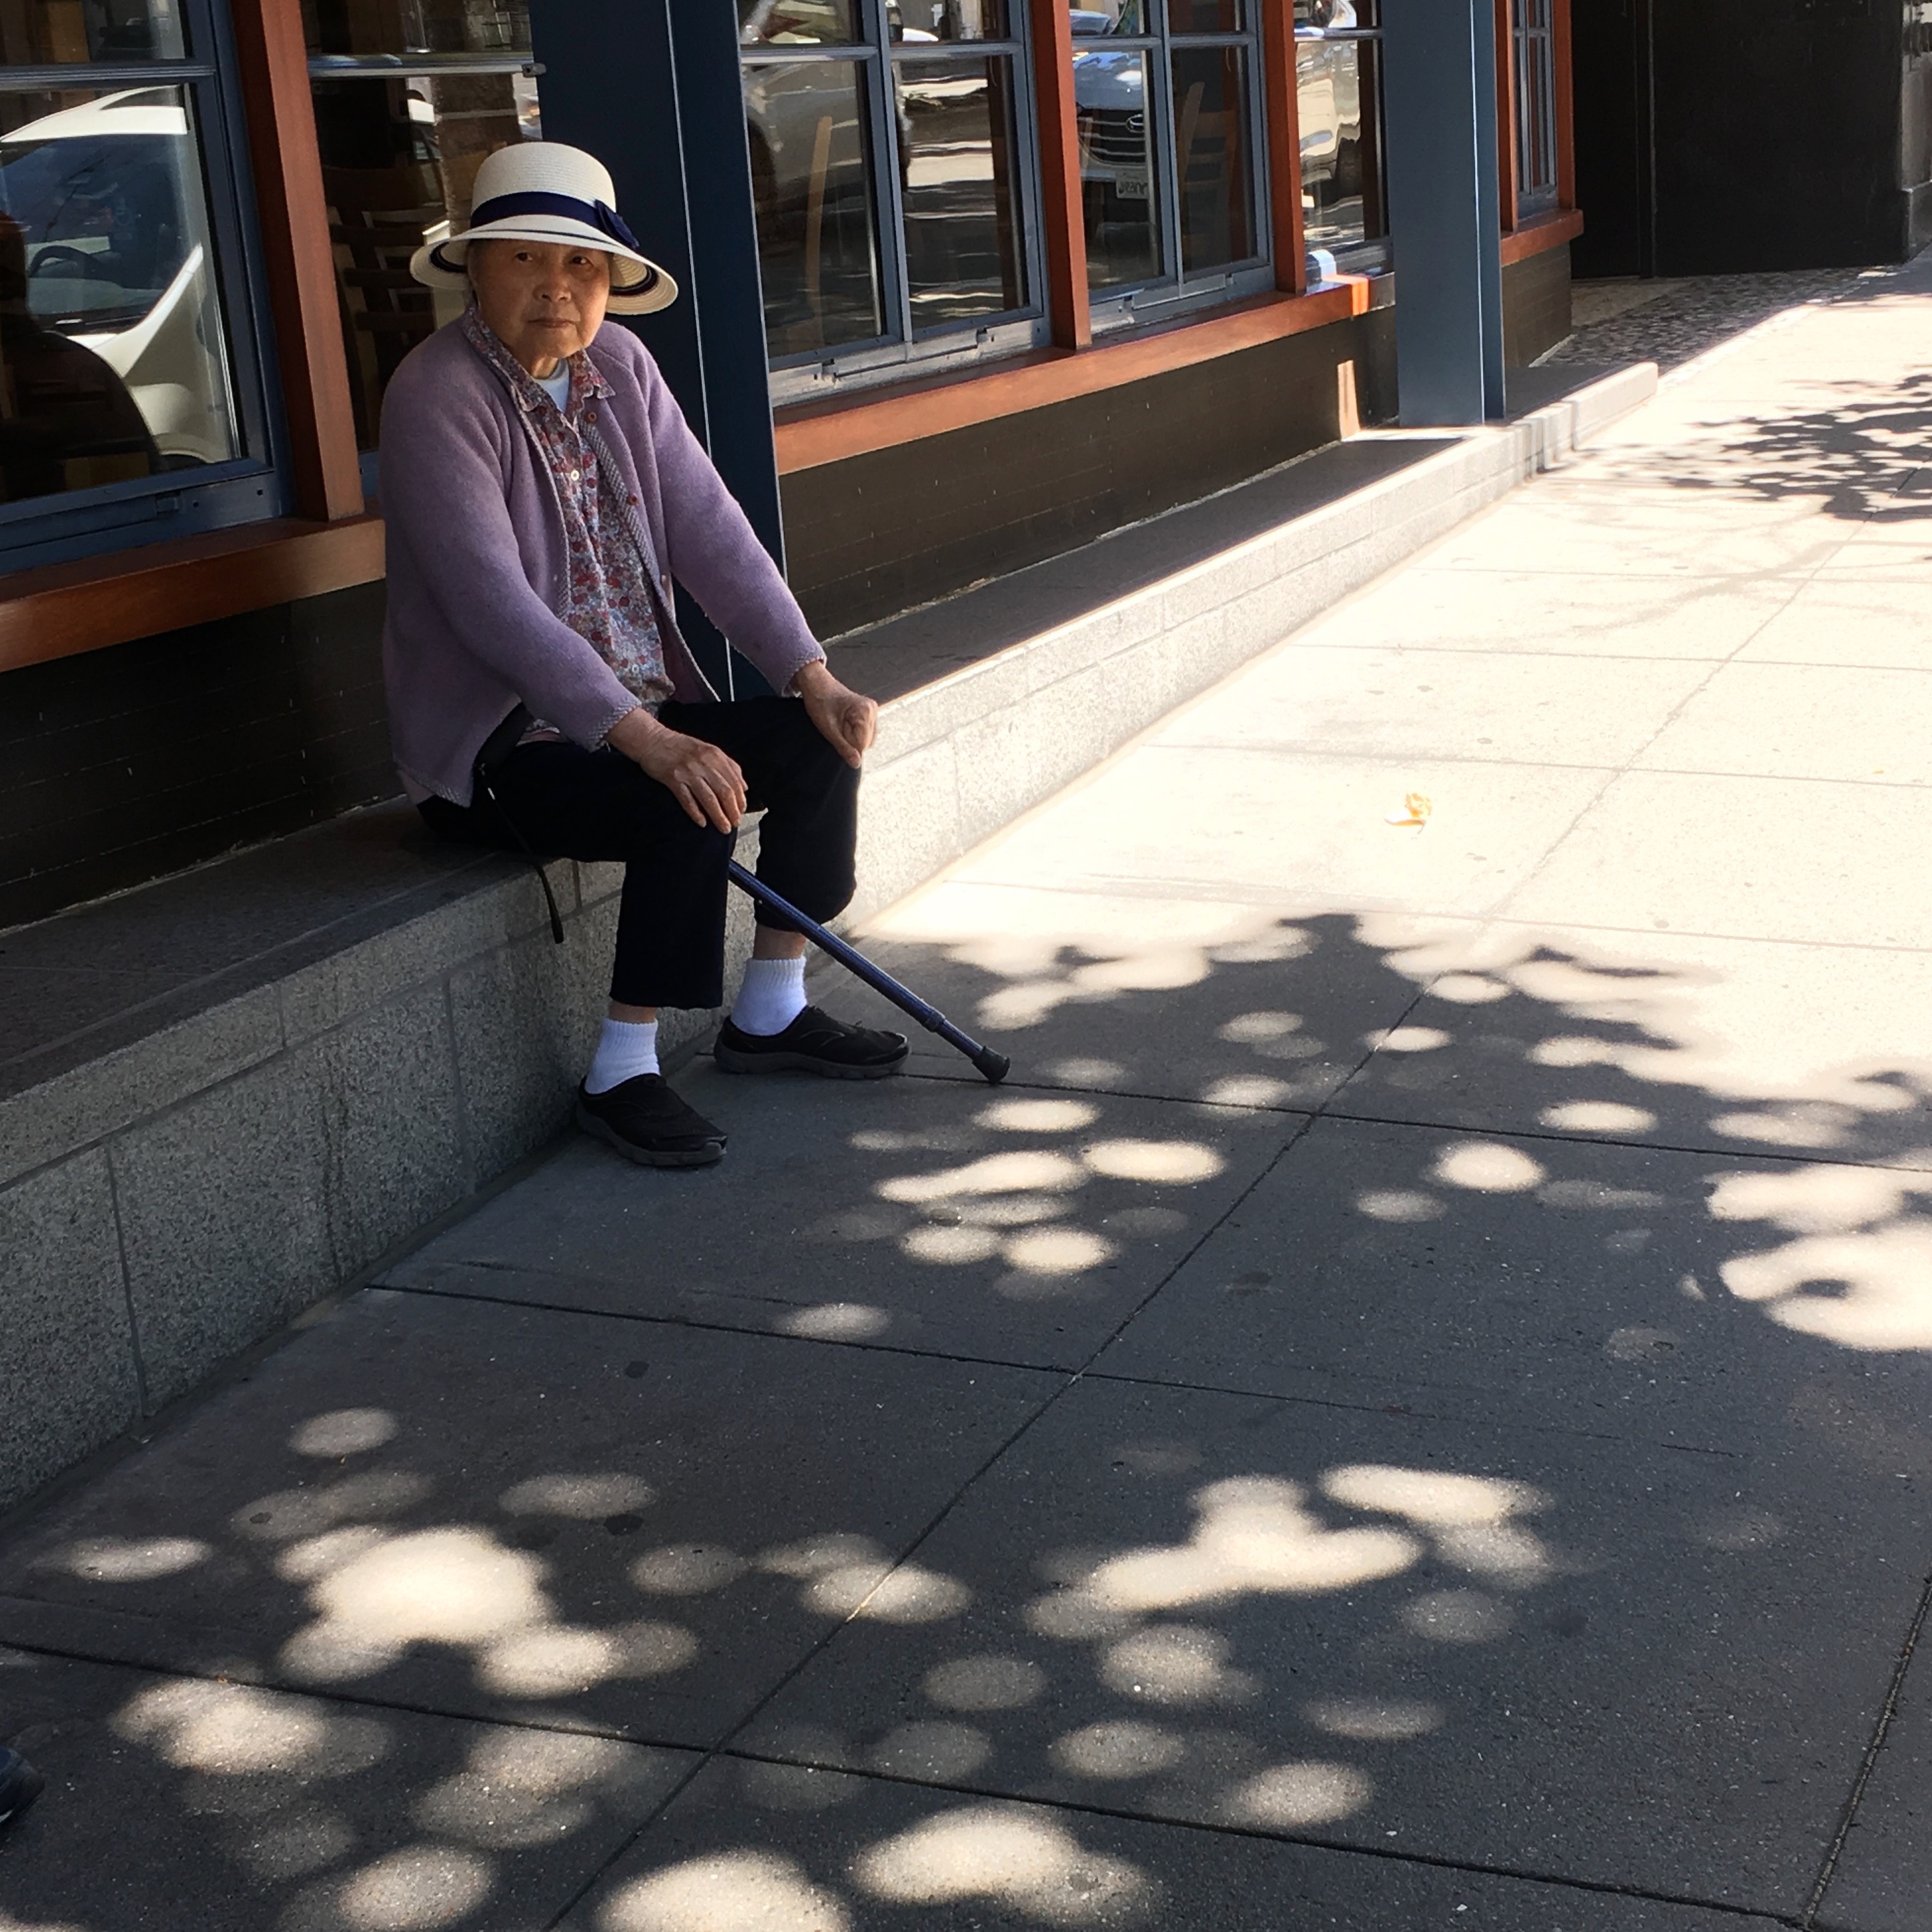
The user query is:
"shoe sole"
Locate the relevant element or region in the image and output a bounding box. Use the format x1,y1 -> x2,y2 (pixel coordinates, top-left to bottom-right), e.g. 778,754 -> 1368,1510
575,1104 -> 725,1167
714,1043 -> 907,1080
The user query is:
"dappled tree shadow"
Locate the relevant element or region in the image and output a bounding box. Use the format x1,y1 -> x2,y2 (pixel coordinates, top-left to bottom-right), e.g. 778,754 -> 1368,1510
0,907 -> 1929,1926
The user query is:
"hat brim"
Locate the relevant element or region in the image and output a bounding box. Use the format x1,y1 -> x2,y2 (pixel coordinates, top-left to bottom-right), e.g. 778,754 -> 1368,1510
409,217 -> 678,316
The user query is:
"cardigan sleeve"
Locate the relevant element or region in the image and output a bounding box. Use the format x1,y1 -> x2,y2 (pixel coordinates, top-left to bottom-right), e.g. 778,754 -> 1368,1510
380,359 -> 640,749
638,351 -> 827,696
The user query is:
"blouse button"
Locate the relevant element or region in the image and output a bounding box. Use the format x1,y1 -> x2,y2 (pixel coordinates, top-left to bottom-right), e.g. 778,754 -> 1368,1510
568,470 -> 580,484
627,494 -> 638,506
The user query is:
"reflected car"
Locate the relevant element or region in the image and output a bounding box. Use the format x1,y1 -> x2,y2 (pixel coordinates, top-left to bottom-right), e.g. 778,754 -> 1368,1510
1071,11 -> 1151,223
0,88 -> 231,466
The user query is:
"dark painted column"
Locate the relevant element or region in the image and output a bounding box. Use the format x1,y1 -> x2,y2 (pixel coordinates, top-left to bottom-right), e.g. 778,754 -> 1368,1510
532,0 -> 782,693
1382,0 -> 1506,424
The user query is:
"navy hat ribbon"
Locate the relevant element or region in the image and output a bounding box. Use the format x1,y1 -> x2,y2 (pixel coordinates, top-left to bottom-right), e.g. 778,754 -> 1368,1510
468,189 -> 643,256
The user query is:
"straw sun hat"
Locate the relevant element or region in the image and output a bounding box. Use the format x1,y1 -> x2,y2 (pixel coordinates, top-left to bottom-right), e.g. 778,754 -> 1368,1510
409,141 -> 678,316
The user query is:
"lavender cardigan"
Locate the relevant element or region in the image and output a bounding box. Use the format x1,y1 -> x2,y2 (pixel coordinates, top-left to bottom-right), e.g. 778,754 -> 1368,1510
380,319 -> 825,806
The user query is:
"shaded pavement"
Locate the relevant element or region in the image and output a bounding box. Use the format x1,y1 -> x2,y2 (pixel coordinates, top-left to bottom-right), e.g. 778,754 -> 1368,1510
3,252 -> 1932,1931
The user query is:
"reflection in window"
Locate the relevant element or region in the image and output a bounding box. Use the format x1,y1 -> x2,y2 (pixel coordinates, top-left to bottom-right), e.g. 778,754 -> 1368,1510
745,61 -> 885,358
0,84 -> 237,504
306,1 -> 542,451
1071,0 -> 1263,303
1296,37 -> 1380,251
1172,43 -> 1252,272
895,54 -> 1025,331
739,0 -> 862,47
0,0 -> 185,65
889,0 -> 1009,43
742,0 -> 1036,381
1075,45 -> 1158,289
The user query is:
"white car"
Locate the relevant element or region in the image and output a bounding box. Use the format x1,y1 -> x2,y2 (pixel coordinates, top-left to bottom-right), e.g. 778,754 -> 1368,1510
0,87 -> 235,466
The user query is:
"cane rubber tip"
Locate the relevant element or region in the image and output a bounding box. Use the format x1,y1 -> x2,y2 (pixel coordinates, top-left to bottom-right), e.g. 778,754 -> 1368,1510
975,1048 -> 1011,1085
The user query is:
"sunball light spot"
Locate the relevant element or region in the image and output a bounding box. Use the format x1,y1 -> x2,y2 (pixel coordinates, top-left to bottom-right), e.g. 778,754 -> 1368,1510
600,1850 -> 851,1932
852,1806 -> 1154,1923
291,1408 -> 400,1457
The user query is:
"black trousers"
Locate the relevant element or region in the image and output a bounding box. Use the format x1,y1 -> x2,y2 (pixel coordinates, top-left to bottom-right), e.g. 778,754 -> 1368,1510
420,697 -> 859,1011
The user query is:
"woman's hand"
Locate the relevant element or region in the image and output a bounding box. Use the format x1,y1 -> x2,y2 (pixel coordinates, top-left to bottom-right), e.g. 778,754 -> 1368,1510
607,706 -> 747,831
794,660 -> 878,770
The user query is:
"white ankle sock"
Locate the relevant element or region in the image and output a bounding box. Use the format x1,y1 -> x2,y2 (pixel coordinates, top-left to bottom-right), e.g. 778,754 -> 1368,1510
732,955 -> 808,1036
586,1017 -> 659,1093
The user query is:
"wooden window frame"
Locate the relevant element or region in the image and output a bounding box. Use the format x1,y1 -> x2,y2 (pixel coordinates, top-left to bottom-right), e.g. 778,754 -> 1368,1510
1498,0 -> 1579,247
1,0 -> 1386,672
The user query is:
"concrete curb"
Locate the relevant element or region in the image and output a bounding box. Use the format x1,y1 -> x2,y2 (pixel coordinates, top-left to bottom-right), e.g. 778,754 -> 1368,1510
0,362 -> 1658,1512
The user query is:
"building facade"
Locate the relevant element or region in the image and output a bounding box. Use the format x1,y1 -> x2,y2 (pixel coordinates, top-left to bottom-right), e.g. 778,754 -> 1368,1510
0,0 -> 1581,929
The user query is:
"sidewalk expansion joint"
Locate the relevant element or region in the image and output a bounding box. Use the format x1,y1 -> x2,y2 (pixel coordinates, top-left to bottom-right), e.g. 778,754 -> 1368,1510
1079,1366 -> 1751,1458
544,1096 -> 1332,1929
1320,1102 -> 1932,1178
703,1745 -> 1805,1928
372,1276 -> 1074,1378
1800,1564 -> 1932,1929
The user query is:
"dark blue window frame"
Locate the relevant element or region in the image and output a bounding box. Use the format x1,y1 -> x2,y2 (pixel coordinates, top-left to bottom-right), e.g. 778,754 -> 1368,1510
0,0 -> 286,574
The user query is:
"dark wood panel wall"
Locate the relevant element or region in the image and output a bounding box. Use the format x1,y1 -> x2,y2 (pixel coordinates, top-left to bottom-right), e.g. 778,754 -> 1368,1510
0,586 -> 393,929
1501,244 -> 1573,368
784,311 -> 1399,640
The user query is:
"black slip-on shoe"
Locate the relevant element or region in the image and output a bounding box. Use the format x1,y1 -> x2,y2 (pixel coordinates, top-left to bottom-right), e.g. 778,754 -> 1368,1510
0,1747 -> 43,1828
715,1004 -> 909,1080
576,1074 -> 726,1167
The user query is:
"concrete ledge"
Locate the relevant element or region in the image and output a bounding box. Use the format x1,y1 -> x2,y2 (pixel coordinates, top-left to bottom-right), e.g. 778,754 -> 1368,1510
0,361 -> 1656,1512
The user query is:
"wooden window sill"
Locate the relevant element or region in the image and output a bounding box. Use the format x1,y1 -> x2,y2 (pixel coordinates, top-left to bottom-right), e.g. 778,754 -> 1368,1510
0,511 -> 386,675
1501,207 -> 1584,266
773,279 -> 1384,476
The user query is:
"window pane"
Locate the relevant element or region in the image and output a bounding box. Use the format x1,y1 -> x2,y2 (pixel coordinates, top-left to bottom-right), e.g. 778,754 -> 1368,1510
739,0 -> 864,48
895,53 -> 1025,331
312,67 -> 541,450
1168,0 -> 1242,34
1296,0 -> 1372,25
304,0 -> 528,57
889,0 -> 1011,43
745,60 -> 885,357
1297,35 -> 1378,249
1070,0 -> 1149,37
0,84 -> 239,505
1075,45 -> 1159,287
1172,43 -> 1251,271
0,0 -> 185,64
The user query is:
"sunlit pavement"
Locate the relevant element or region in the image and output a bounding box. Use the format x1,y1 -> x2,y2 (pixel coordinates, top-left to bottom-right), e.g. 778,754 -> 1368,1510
4,266 -> 1932,1932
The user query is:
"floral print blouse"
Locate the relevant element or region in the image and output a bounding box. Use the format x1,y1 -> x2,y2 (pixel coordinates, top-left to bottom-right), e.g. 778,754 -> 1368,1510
461,307 -> 675,722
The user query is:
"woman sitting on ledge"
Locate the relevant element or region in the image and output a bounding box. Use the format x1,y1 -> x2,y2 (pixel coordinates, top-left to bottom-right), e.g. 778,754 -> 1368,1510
381,141 -> 905,1169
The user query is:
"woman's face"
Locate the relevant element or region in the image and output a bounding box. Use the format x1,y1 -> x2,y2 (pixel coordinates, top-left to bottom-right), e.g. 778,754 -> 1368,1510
468,237 -> 611,376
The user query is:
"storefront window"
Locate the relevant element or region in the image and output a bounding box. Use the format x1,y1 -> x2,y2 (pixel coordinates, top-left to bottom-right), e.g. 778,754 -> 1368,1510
1294,0 -> 1384,268
305,0 -> 542,464
0,0 -> 270,560
1512,0 -> 1557,215
742,0 -> 1035,395
0,0 -> 187,63
1073,0 -> 1268,322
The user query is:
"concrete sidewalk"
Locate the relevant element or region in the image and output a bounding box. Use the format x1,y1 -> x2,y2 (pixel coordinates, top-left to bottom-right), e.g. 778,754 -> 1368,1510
2,256 -> 1929,1931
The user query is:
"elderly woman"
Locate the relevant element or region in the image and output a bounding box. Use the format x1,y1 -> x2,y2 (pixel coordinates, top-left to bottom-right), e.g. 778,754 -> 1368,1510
383,143 -> 903,1169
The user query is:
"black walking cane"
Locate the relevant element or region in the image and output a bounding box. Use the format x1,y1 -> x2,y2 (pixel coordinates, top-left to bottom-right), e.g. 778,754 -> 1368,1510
727,862 -> 1010,1084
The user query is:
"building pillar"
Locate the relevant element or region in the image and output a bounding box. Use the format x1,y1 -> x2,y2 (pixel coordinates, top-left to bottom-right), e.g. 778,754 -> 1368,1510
532,0 -> 780,692
1382,0 -> 1507,424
